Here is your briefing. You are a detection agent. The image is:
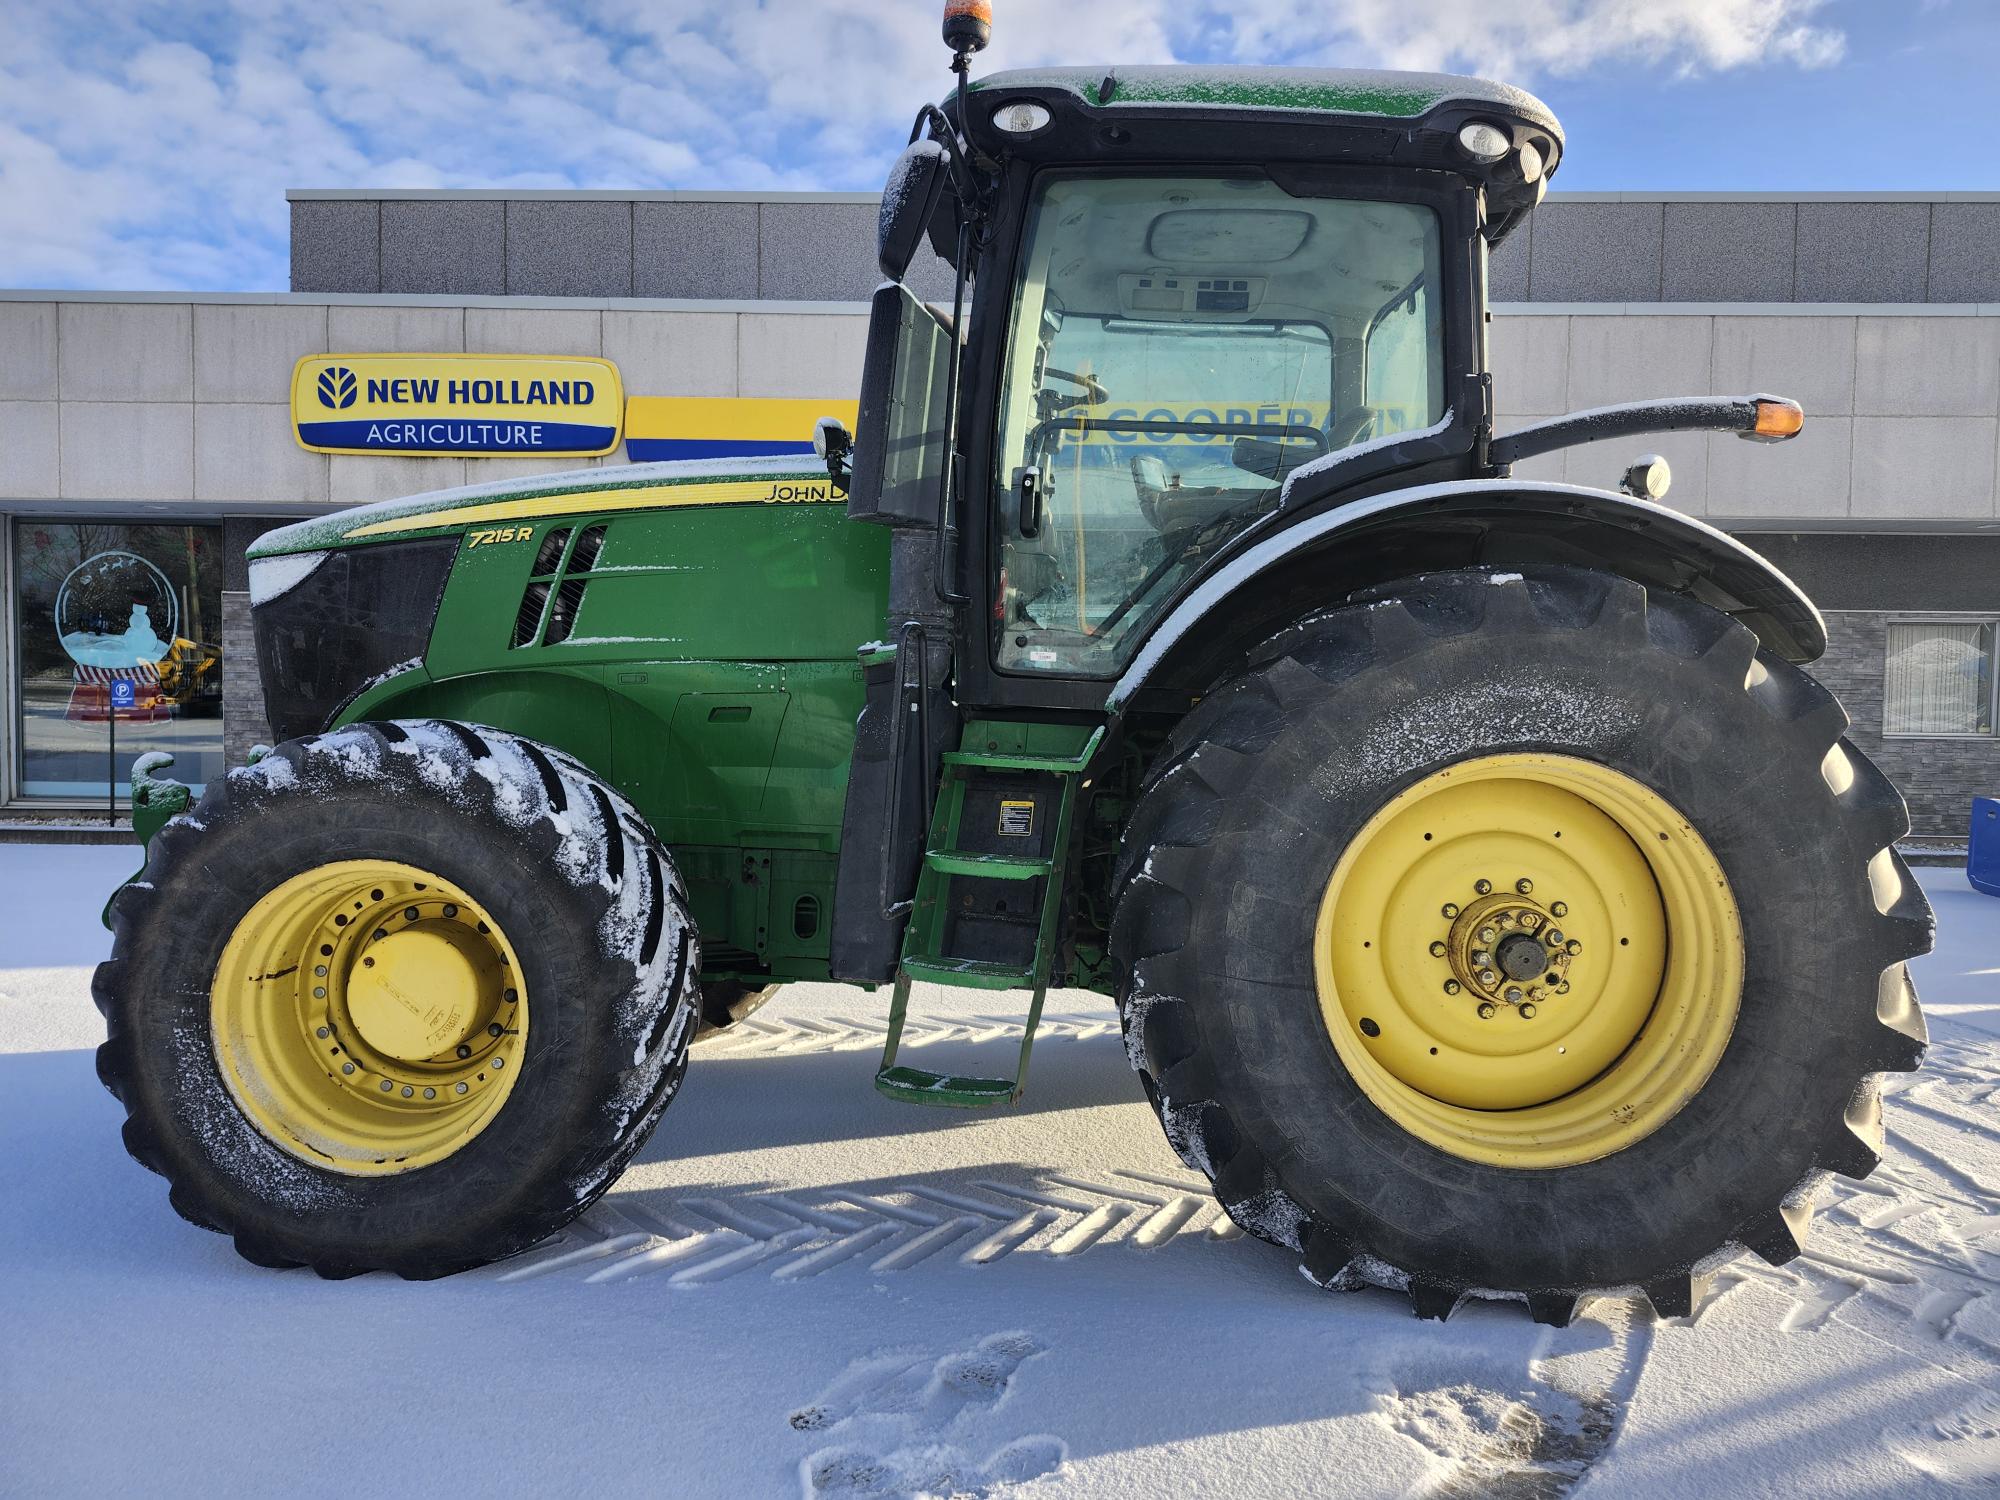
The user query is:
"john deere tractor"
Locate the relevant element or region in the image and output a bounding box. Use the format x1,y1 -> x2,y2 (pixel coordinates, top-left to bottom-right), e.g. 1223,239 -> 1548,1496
97,4 -> 1931,1323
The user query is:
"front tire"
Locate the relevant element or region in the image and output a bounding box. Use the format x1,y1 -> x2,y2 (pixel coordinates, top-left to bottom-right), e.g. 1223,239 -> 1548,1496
1112,568 -> 1931,1323
94,720 -> 700,1278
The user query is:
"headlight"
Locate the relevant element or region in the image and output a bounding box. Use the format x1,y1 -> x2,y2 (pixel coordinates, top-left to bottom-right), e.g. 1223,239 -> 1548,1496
1458,121 -> 1511,163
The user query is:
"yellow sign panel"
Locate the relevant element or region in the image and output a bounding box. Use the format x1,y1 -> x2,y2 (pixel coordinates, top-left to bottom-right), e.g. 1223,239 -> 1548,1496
624,396 -> 858,463
292,353 -> 624,458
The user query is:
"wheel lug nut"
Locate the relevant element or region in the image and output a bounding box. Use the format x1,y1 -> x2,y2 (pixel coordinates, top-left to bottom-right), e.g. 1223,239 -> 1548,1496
405,907 -> 420,921
1504,986 -> 1524,1003
1441,903 -> 1459,918
423,1087 -> 437,1100
363,957 -> 375,968
504,989 -> 519,1004
1565,940 -> 1581,955
316,1026 -> 330,1039
1545,929 -> 1565,946
456,1044 -> 473,1059
1477,1002 -> 1497,1019
380,1080 -> 393,1092
1558,982 -> 1571,994
1477,926 -> 1497,945
402,1085 -> 414,1098
443,904 -> 458,919
1516,878 -> 1533,894
1478,970 -> 1498,986
1474,879 -> 1493,895
492,1057 -> 505,1069
488,1022 -> 504,1037
341,1062 -> 355,1075
1443,979 -> 1462,995
1519,912 -> 1541,929
1518,1003 -> 1538,1019
1429,941 -> 1447,958
1551,902 -> 1567,917
1472,950 -> 1491,968
455,1082 -> 469,1094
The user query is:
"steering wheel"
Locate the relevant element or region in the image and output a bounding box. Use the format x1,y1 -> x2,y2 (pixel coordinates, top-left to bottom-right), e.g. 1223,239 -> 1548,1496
1040,367 -> 1111,406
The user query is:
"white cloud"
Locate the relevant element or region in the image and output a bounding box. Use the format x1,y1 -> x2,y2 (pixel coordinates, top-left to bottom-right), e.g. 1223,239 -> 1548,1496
0,0 -> 1843,290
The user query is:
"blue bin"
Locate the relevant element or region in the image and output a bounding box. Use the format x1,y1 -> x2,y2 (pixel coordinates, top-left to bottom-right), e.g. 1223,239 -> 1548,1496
1971,797 -> 2000,897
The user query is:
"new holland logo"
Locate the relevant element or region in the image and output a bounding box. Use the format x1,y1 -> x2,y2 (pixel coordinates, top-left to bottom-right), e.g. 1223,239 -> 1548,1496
293,354 -> 623,457
316,366 -> 359,410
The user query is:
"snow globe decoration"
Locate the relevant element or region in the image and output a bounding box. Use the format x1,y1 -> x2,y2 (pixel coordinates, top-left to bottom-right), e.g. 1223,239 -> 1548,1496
55,551 -> 178,668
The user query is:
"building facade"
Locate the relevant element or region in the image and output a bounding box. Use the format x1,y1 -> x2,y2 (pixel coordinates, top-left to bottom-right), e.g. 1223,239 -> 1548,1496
3,189 -> 1998,835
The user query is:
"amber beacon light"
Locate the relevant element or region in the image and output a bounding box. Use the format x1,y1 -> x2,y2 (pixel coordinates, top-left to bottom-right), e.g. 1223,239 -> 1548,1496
1750,396 -> 1806,441
944,0 -> 993,54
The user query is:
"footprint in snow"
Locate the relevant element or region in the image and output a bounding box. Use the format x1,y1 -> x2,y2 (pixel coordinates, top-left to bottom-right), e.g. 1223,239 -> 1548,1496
790,1332 -> 1063,1499
1383,1380 -> 1612,1499
1891,1388 -> 2000,1489
788,1331 -> 1046,1433
801,1436 -> 1065,1500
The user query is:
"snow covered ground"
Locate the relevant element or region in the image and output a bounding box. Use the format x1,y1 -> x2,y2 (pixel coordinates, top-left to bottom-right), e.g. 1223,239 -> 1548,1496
4,845 -> 2000,1498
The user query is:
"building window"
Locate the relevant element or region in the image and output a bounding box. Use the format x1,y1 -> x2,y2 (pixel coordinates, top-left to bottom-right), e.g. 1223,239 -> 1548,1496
1884,618 -> 1996,737
12,520 -> 224,800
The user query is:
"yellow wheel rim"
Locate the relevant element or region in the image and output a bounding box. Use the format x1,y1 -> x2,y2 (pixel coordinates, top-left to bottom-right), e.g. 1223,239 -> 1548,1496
1314,754 -> 1742,1168
210,860 -> 527,1175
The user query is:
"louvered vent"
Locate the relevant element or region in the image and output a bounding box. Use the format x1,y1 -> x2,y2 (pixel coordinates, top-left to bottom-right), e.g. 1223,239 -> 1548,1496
545,575 -> 590,645
510,582 -> 550,648
571,524 -> 607,572
532,528 -> 571,575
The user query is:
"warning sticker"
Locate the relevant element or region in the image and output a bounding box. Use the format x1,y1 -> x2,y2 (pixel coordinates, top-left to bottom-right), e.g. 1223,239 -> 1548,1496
997,799 -> 1036,837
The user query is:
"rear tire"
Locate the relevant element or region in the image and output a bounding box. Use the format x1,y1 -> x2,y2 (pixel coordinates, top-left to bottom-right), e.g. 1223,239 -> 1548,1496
1111,567 -> 1931,1323
94,719 -> 700,1278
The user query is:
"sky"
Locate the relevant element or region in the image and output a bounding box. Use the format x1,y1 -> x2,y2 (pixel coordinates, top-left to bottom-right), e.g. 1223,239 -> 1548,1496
0,0 -> 1993,292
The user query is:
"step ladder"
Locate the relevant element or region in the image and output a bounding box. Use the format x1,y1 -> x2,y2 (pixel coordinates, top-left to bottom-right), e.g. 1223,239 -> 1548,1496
875,726 -> 1103,1107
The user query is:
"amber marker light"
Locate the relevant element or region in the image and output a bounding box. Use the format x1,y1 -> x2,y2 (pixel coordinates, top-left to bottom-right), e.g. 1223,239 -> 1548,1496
1750,396 -> 1805,441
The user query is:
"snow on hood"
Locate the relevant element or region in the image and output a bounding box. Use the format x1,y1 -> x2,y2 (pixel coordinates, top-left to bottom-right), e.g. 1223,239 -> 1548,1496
248,453 -> 827,559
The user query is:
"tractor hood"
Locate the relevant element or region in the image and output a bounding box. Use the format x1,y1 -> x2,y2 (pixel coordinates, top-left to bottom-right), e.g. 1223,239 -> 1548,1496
247,454 -> 833,560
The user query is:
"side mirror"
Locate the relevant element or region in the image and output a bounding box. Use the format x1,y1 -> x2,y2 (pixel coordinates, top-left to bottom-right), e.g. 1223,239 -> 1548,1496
878,140 -> 951,282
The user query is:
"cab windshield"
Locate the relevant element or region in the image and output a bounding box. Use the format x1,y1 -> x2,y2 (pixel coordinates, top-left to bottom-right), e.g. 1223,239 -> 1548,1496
992,173 -> 1445,675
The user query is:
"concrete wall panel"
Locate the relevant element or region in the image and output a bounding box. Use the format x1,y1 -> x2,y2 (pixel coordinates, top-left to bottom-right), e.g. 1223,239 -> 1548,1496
1705,417 -> 1852,521
1850,416 -> 1996,520
194,404 -> 329,506
758,202 -> 880,302
1488,217 -> 1531,302
601,310 -> 737,396
290,199 -> 379,294
0,402 -> 58,498
59,402 -> 193,500
1527,203 -> 1663,302
465,307 -> 602,357
1797,202 -> 1930,304
58,303 -> 192,402
194,303 -> 328,405
328,305 -> 465,353
1710,316 -> 1855,418
737,312 -> 870,397
1662,201 -> 1795,302
1488,314 -> 1568,420
330,454 -> 465,507
1928,202 -> 2000,304
505,201 -> 631,298
1855,316 -> 2000,418
383,200 -> 504,296
634,201 -> 758,299
1566,314 -> 1711,408
0,303 -> 57,400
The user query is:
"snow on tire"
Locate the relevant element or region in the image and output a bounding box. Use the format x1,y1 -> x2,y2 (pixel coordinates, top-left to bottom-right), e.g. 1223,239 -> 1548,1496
93,719 -> 699,1279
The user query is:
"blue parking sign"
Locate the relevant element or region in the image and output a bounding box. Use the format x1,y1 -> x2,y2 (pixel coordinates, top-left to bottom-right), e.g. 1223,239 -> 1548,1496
110,679 -> 136,710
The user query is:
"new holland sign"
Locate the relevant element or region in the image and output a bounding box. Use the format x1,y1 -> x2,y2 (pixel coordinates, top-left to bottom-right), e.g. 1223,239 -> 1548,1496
292,354 -> 623,457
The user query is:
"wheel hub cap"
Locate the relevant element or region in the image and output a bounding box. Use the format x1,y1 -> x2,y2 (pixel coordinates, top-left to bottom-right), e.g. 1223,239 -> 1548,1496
1313,753 -> 1744,1168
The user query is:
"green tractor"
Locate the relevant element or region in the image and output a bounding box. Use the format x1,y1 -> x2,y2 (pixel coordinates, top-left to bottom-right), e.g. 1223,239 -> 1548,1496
97,4 -> 1930,1323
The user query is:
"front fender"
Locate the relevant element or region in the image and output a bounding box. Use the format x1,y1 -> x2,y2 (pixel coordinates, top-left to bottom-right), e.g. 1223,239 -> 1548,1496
1108,479 -> 1825,712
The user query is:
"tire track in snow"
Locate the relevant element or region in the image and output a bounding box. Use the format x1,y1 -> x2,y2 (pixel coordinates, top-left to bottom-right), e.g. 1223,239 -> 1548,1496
492,1166 -> 1237,1288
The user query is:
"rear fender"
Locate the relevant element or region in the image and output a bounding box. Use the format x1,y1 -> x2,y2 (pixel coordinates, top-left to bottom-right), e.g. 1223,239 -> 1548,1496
1108,479 -> 1826,712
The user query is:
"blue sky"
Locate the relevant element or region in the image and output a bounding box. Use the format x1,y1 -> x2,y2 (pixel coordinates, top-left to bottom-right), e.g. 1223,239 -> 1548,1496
0,0 -> 1992,291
